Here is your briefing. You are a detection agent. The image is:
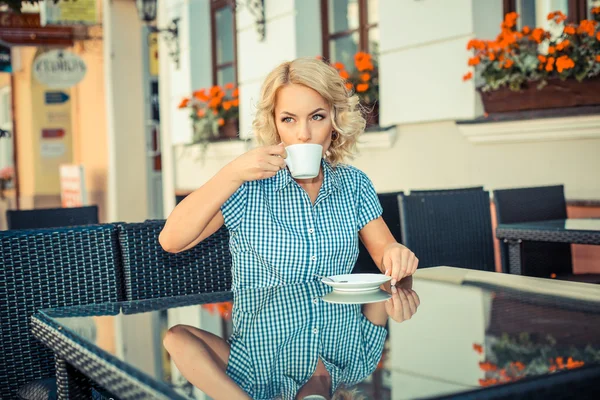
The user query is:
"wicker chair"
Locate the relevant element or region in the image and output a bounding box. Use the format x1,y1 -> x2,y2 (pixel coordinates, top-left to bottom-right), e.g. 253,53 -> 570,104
117,221 -> 232,301
6,206 -> 99,230
399,190 -> 496,271
0,224 -> 124,399
493,185 -> 600,283
354,192 -> 403,274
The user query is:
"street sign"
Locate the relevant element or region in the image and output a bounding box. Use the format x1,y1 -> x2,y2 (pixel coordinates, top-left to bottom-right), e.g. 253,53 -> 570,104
45,91 -> 70,104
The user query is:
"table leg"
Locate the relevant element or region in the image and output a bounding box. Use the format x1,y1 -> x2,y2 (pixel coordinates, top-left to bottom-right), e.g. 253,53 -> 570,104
56,356 -> 93,400
506,239 -> 523,275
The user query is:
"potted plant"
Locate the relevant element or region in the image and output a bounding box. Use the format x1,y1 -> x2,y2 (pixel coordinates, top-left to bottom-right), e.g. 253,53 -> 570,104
463,8 -> 600,113
326,52 -> 380,127
178,83 -> 240,145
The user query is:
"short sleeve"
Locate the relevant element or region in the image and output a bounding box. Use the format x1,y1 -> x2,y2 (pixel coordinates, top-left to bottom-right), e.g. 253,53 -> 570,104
221,183 -> 248,231
356,171 -> 382,231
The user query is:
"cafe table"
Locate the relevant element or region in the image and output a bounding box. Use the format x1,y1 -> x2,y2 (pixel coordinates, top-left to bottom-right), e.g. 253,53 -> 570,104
496,218 -> 600,276
31,267 -> 600,399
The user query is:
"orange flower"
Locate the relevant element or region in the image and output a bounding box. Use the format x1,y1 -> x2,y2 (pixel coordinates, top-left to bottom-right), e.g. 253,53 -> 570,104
224,82 -> 234,90
178,98 -> 189,109
556,55 -> 574,72
222,101 -> 232,111
196,108 -> 205,118
354,51 -> 371,65
489,52 -> 496,61
530,28 -> 547,43
597,32 -> 600,41
522,25 -> 531,35
479,362 -> 498,371
596,55 -> 600,63
538,55 -> 547,63
333,62 -> 345,70
578,20 -> 598,36
232,99 -> 240,107
467,39 -> 486,51
547,11 -> 567,23
463,71 -> 473,81
218,118 -> 225,127
566,357 -> 585,369
502,12 -> 518,29
339,69 -> 350,79
345,82 -> 353,91
472,343 -> 483,354
503,59 -> 514,68
193,89 -> 209,102
564,25 -> 576,35
548,46 -> 556,54
356,83 -> 369,92
479,378 -> 499,387
208,97 -> 221,108
592,7 -> 600,15
356,60 -> 374,71
210,85 -> 222,97
360,73 -> 371,81
511,361 -> 526,371
556,40 -> 570,51
212,109 -> 218,116
468,56 -> 481,66
232,88 -> 240,98
546,56 -> 555,71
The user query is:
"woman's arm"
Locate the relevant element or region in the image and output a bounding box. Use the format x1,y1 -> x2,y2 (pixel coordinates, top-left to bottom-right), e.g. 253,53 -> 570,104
159,145 -> 286,253
359,217 -> 419,285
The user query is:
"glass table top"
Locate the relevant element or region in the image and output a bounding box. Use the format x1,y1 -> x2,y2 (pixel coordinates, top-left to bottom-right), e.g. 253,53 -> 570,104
38,268 -> 600,399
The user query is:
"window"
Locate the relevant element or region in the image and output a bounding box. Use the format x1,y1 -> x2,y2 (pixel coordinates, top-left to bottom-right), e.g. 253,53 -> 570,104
321,0 -> 379,68
210,0 -> 237,86
503,0 -> 590,26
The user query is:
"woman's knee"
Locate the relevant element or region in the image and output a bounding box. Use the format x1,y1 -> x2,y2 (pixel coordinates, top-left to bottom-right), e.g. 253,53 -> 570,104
163,324 -> 189,352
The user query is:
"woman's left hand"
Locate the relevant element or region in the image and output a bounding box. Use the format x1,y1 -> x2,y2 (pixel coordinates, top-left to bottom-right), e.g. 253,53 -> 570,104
382,243 -> 418,285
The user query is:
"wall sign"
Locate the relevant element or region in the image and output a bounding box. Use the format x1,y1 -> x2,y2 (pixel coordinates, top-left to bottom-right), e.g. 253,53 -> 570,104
33,50 -> 86,89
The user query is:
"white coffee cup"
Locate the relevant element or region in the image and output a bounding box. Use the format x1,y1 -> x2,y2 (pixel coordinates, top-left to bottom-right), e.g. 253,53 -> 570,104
284,143 -> 323,179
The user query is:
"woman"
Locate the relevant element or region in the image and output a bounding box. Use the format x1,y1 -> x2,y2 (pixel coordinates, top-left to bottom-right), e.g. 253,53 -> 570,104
160,57 -> 420,398
159,57 -> 419,289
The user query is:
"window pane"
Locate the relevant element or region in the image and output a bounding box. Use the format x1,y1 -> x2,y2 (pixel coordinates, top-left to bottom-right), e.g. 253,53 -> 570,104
329,32 -> 359,70
368,0 -> 378,25
368,27 -> 379,59
328,0 -> 359,34
215,6 -> 234,65
516,0 -> 568,30
217,66 -> 235,87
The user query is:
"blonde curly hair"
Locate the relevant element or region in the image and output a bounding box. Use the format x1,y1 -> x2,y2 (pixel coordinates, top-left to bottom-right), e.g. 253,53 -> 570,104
252,57 -> 366,166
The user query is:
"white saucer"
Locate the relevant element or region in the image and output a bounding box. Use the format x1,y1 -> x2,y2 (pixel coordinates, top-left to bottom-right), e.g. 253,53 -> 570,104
321,273 -> 391,292
322,289 -> 391,304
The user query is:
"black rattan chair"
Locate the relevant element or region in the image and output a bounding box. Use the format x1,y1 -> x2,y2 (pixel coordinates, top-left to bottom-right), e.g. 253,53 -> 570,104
399,190 -> 496,271
493,185 -> 600,283
0,224 -> 124,399
6,206 -> 99,230
354,192 -> 403,274
117,221 -> 232,301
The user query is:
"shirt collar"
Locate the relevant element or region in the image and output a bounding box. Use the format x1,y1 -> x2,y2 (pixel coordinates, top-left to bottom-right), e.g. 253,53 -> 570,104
272,159 -> 341,193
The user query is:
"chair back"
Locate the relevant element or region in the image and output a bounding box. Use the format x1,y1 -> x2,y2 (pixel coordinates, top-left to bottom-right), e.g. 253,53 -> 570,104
399,190 -> 495,271
0,224 -> 124,398
118,221 -> 232,300
6,205 -> 99,230
493,185 -> 572,276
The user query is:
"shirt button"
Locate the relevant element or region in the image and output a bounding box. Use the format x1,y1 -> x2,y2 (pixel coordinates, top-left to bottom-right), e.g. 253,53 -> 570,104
311,256 -> 317,261
308,228 -> 314,234
312,328 -> 318,334
313,298 -> 318,304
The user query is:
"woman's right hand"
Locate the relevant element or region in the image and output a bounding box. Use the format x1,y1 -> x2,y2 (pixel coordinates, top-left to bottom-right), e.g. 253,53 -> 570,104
227,144 -> 287,183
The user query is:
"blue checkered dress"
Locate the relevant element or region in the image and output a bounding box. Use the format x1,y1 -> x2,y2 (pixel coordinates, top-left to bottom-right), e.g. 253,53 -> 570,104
226,281 -> 388,400
221,160 -> 383,290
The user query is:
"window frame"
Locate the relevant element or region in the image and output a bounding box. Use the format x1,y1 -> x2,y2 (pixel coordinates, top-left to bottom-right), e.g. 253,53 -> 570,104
503,0 -> 589,24
210,0 -> 238,86
320,0 -> 378,62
